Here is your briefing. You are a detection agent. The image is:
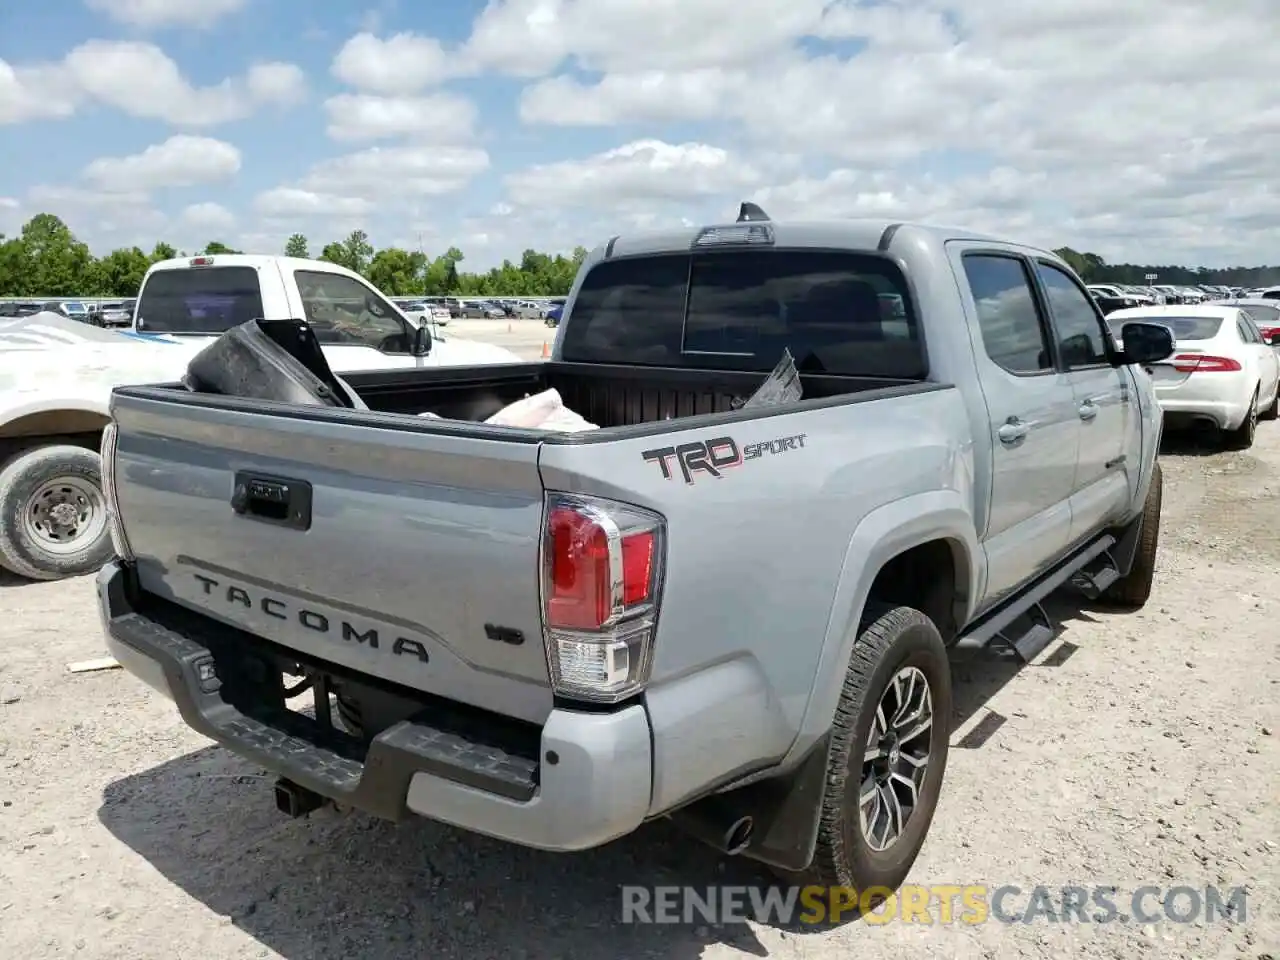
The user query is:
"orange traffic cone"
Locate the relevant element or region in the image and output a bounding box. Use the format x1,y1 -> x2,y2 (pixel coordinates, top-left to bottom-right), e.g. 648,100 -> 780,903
540,341 -> 550,359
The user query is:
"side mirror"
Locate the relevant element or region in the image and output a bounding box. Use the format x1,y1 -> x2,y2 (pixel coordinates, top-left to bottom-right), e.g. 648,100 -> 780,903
1119,322 -> 1175,365
1266,332 -> 1280,346
411,322 -> 431,356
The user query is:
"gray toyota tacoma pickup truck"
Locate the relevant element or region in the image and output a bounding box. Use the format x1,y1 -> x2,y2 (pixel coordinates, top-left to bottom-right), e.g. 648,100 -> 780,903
96,206 -> 1176,902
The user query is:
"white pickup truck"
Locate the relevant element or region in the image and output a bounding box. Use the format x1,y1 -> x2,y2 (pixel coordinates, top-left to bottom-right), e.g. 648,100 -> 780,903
0,254 -> 522,582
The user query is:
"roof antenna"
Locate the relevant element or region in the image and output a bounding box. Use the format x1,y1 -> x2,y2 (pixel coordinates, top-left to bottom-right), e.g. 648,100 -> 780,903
737,201 -> 770,223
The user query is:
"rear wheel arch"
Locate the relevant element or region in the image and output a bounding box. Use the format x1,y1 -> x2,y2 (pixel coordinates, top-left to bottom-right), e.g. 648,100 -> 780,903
0,408 -> 112,461
863,537 -> 971,642
796,498 -> 979,752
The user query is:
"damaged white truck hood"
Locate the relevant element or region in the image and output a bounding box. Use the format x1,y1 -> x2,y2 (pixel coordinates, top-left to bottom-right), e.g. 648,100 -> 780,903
0,312 -> 523,419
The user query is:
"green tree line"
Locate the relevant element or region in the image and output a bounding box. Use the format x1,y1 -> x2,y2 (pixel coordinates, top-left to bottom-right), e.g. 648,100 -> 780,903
2,213 -> 1276,300
0,214 -> 588,299
1053,247 -> 1279,288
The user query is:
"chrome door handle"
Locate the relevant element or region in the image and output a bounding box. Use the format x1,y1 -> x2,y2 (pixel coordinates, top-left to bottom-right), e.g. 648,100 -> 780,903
997,417 -> 1033,444
1079,401 -> 1098,421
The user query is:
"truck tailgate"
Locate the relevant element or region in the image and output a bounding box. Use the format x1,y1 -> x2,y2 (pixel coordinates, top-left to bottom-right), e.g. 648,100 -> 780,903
109,393 -> 554,724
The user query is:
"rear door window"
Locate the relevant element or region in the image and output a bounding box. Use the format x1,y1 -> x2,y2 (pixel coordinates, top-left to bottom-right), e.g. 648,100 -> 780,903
293,271 -> 411,351
136,266 -> 264,334
961,254 -> 1053,375
560,250 -> 924,377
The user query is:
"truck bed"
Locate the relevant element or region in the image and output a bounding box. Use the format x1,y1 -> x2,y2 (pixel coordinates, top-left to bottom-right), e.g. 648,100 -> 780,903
329,361 -> 920,430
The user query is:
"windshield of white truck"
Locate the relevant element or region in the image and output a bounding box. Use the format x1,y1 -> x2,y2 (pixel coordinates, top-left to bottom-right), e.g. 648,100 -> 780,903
135,266 -> 265,334
560,249 -> 925,378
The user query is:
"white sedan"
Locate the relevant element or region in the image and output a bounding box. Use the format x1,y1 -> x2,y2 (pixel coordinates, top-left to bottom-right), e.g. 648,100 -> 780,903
1108,304 -> 1280,449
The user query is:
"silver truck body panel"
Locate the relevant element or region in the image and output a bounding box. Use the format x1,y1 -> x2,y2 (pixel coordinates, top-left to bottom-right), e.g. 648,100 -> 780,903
537,384 -> 974,806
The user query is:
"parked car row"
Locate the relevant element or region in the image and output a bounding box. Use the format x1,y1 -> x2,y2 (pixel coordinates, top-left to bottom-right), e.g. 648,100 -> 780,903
0,299 -> 135,326
1088,282 -> 1280,310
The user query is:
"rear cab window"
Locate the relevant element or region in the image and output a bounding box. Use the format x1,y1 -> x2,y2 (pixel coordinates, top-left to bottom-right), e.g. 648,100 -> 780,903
559,249 -> 925,378
136,266 -> 264,334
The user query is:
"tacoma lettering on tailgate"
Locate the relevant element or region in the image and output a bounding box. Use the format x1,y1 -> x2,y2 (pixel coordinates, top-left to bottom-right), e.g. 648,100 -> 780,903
192,574 -> 431,663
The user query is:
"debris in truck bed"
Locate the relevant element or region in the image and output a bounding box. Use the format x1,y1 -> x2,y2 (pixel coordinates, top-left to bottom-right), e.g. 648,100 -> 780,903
739,349 -> 803,409
417,389 -> 598,431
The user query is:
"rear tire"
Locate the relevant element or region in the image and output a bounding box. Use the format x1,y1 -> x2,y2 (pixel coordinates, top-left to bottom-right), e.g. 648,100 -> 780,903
777,605 -> 951,912
1223,390 -> 1258,450
1101,461 -> 1162,609
0,444 -> 114,581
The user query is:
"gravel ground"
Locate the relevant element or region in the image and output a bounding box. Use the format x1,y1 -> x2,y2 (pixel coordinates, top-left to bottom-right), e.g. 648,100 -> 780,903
1,424 -> 1277,960
439,316 -> 557,360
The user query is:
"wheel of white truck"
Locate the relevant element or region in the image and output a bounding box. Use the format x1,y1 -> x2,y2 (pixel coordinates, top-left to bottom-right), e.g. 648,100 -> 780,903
0,444 -> 114,581
788,604 -> 951,905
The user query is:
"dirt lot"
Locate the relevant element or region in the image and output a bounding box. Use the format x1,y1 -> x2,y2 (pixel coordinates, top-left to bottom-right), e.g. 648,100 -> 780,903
1,426 -> 1277,960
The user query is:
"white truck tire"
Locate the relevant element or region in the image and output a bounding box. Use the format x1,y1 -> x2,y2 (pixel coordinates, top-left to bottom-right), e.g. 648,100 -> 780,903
0,444 -> 114,581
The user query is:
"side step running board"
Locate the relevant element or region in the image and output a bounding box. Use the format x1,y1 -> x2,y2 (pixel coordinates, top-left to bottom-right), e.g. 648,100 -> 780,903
1070,549 -> 1121,599
990,602 -> 1055,662
955,535 -> 1118,663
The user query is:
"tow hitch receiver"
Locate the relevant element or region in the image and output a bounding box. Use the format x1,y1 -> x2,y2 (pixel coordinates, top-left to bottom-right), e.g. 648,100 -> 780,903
274,777 -> 326,818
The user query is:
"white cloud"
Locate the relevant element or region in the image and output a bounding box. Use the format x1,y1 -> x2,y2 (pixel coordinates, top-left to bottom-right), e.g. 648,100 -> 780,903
64,42 -> 307,125
83,0 -> 247,29
244,62 -> 308,104
253,188 -> 373,219
27,185 -> 153,210
323,93 -> 478,142
331,32 -> 461,94
21,185 -> 167,250
464,0 -> 829,76
82,135 -> 241,191
1,41 -> 306,128
491,0 -> 1280,264
504,139 -> 762,214
0,61 -> 80,124
300,145 -> 490,200
181,202 -> 236,230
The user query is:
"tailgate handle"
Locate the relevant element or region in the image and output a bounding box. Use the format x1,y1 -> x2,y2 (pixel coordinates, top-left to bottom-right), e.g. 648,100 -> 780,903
231,472 -> 312,531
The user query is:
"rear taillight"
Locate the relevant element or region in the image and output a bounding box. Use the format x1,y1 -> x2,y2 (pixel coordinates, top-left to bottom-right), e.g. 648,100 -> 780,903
1171,354 -> 1241,373
541,493 -> 665,703
98,422 -> 134,561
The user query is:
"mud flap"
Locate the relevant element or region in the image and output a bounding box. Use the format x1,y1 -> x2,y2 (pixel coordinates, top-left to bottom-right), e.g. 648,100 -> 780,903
734,732 -> 832,872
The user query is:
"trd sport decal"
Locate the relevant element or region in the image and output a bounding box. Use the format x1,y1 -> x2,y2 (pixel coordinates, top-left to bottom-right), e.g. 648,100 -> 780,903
642,433 -> 807,484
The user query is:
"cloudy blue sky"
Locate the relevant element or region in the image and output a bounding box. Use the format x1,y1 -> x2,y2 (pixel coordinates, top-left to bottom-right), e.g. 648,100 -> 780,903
1,0 -> 1276,268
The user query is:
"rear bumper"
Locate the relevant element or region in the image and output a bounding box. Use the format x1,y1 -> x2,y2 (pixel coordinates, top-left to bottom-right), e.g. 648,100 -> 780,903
1155,378 -> 1251,430
97,561 -> 653,852
1158,398 -> 1248,430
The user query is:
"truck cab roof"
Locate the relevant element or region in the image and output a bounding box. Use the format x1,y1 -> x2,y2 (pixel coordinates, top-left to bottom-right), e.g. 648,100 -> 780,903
146,253 -> 369,284
594,217 -> 1031,262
